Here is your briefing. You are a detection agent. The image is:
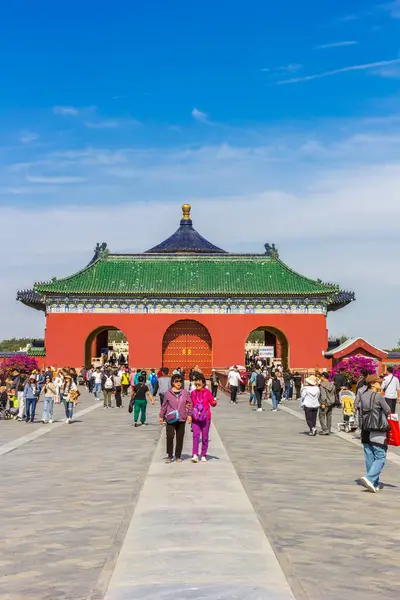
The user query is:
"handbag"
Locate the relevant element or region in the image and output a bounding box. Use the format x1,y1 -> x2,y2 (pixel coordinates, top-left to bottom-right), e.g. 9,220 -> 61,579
165,409 -> 180,424
388,414 -> 400,446
128,397 -> 135,413
362,392 -> 390,432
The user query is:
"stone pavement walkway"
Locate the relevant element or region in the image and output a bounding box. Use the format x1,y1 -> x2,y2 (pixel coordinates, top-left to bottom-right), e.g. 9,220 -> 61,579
0,391 -> 161,600
213,392 -> 400,600
104,421 -> 295,600
1,388 -> 400,600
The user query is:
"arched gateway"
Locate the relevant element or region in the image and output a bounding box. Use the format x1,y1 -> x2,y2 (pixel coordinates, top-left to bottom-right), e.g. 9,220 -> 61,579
17,204 -> 354,371
162,320 -> 212,377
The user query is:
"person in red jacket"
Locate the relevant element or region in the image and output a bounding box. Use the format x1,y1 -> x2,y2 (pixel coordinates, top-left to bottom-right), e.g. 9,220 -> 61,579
190,374 -> 217,463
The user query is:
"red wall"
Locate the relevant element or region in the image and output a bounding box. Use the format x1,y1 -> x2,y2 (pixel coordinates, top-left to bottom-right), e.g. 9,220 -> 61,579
44,312 -> 329,371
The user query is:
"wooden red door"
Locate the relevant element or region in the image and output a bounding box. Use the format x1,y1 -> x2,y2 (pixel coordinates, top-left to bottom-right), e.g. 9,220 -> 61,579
162,320 -> 212,377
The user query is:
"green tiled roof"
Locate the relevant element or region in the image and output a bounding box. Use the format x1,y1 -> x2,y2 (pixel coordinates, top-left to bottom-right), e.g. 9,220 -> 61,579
34,254 -> 340,298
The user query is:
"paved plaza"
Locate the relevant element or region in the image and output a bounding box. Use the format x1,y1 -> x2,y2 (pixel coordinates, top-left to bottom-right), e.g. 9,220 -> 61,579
1,389 -> 400,600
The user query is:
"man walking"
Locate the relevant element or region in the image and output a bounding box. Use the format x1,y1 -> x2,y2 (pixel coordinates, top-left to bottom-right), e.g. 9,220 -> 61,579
209,369 -> 220,398
382,366 -> 400,413
319,372 -> 336,435
227,366 -> 242,404
255,369 -> 266,412
158,368 -> 171,406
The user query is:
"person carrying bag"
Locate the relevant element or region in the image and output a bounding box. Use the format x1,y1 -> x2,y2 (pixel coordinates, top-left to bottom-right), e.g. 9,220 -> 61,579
159,373 -> 192,463
357,374 -> 391,493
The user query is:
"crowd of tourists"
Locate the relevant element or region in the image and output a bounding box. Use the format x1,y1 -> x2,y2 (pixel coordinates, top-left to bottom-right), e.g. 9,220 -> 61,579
1,360 -> 398,490
0,366 -> 80,424
225,363 -> 399,493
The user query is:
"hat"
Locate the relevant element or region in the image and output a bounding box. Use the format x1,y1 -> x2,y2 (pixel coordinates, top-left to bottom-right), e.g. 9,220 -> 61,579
212,368 -> 216,371
366,374 -> 382,385
65,374 -> 72,380
305,375 -> 318,386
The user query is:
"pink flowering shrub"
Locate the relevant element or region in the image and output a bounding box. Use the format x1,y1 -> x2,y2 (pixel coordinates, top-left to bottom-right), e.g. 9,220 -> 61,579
0,354 -> 39,381
392,365 -> 400,379
330,355 -> 377,381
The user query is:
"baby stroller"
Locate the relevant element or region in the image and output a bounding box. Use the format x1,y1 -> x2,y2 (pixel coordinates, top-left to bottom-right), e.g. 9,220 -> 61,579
337,413 -> 358,434
0,403 -> 13,420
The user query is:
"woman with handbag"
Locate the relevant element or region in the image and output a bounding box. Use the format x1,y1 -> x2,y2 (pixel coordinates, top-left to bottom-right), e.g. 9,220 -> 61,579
357,374 -> 391,493
62,374 -> 79,424
159,373 -> 192,463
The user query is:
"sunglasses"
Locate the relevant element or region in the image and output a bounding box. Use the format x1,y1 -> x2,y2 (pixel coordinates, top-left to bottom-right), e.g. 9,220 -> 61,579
174,379 -> 183,384
194,381 -> 204,386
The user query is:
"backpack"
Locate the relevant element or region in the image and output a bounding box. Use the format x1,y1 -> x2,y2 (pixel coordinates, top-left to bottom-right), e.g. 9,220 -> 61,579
193,400 -> 207,422
151,373 -> 157,386
272,379 -> 281,393
256,373 -> 265,389
104,375 -> 114,390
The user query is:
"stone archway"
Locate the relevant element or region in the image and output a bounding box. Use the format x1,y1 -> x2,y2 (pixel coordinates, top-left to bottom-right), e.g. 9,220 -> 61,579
162,319 -> 212,377
84,325 -> 129,367
245,325 -> 289,369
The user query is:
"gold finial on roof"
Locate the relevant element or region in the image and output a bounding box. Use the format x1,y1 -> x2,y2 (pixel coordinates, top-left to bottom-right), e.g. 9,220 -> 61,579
182,203 -> 191,220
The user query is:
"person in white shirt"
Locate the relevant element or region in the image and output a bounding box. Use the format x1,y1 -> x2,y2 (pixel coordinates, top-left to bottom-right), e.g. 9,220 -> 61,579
91,367 -> 102,401
382,366 -> 400,413
227,367 -> 242,404
300,375 -> 320,436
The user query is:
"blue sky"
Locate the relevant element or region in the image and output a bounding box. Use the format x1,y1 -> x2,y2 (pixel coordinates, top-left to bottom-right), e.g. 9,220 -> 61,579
2,0 -> 400,347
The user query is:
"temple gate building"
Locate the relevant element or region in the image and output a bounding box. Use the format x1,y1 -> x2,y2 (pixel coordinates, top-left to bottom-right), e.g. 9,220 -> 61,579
17,204 -> 354,374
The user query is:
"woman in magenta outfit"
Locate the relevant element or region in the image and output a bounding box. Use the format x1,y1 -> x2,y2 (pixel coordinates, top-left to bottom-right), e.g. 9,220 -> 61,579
191,374 -> 217,463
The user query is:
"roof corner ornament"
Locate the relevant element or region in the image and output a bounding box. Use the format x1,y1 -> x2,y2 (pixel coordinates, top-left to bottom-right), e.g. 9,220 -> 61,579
264,243 -> 279,258
94,242 -> 108,258
182,203 -> 191,221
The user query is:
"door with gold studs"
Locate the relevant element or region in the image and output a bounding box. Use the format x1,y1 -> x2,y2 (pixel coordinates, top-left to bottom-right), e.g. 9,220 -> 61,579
162,320 -> 212,378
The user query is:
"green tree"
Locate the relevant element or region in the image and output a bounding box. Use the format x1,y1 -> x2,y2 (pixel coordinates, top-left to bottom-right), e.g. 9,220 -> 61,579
247,331 -> 265,344
0,338 -> 39,352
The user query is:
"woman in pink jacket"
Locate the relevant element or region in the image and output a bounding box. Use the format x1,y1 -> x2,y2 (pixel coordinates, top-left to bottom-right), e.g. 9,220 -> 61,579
191,373 -> 217,463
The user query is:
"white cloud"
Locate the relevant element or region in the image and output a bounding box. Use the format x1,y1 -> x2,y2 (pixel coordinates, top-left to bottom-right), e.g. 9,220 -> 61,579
26,176 -> 87,184
85,121 -> 119,129
383,1 -> 400,18
315,41 -> 358,50
3,126 -> 400,346
19,132 -> 39,144
53,105 -> 80,116
261,64 -> 302,73
192,107 -> 209,123
273,58 -> 400,85
373,65 -> 400,78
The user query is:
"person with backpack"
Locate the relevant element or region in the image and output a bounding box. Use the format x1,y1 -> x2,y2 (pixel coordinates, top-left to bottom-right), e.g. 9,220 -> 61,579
190,373 -> 216,462
159,373 -> 192,463
357,374 -> 391,493
132,375 -> 155,427
147,369 -> 158,396
319,372 -> 336,435
102,369 -> 115,408
270,373 -> 282,411
254,369 -> 266,412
